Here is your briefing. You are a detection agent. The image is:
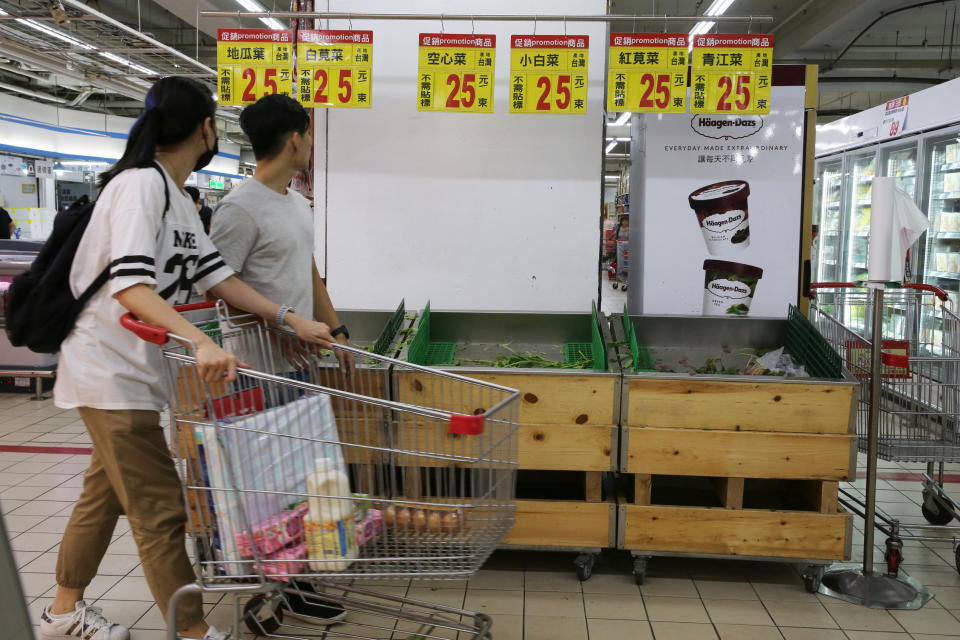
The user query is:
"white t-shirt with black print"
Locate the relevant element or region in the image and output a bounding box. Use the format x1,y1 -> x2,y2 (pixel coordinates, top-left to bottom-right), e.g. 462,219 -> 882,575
54,165 -> 234,411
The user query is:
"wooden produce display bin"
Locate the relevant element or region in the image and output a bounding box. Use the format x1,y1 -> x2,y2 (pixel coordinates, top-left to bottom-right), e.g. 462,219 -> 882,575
611,307 -> 858,590
396,302 -> 621,578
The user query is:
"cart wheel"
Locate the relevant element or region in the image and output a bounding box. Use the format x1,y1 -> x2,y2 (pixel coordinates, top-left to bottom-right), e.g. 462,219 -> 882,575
885,547 -> 903,576
954,546 -> 960,575
244,594 -> 283,636
801,566 -> 823,593
621,284 -> 628,292
922,501 -> 955,526
612,282 -> 619,290
574,553 -> 595,581
632,557 -> 648,586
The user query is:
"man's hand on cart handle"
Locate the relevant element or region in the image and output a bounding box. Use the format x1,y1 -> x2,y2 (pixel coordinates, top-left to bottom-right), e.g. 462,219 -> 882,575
334,333 -> 357,390
195,339 -> 246,383
283,313 -> 335,350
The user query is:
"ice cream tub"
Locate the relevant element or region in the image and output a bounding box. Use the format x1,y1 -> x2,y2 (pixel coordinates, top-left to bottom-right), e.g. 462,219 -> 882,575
688,180 -> 751,255
702,260 -> 764,316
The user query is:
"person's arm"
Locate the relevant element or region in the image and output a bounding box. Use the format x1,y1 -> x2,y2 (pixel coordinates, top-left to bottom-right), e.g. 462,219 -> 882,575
312,262 -> 355,383
208,274 -> 335,349
7,221 -> 14,237
116,284 -> 238,383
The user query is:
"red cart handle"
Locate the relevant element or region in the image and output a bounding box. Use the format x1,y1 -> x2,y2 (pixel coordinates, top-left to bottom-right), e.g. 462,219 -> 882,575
810,282 -> 949,302
120,301 -> 218,345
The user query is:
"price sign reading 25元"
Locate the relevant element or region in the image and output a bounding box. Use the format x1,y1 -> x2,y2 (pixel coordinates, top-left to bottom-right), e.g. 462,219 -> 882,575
217,29 -> 294,106
298,30 -> 373,109
690,34 -> 773,115
417,33 -> 495,113
607,33 -> 688,114
510,35 -> 589,115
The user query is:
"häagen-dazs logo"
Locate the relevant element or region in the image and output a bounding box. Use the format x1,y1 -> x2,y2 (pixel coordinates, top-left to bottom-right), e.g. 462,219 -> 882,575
690,115 -> 763,140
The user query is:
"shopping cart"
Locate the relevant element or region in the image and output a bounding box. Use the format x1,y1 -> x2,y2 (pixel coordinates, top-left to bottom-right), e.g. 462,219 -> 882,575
809,282 -> 960,576
121,301 -> 521,639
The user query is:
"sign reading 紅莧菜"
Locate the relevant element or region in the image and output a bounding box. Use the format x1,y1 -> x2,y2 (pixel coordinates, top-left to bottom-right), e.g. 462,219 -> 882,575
607,33 -> 688,114
417,33 -> 495,113
510,35 -> 589,114
217,29 -> 294,106
297,30 -> 373,108
690,34 -> 772,115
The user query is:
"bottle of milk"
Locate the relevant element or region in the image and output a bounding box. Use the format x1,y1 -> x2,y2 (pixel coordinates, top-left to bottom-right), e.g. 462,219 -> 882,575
304,458 -> 358,570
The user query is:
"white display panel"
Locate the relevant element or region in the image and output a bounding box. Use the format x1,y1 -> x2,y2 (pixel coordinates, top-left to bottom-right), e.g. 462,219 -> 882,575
315,0 -> 606,312
629,84 -> 807,318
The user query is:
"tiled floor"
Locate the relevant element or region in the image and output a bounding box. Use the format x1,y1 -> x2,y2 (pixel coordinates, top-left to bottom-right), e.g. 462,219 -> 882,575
4,393 -> 960,639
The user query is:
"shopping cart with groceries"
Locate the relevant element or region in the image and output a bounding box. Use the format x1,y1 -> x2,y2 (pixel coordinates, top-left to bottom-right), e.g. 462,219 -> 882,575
122,301 -> 521,640
809,283 -> 960,577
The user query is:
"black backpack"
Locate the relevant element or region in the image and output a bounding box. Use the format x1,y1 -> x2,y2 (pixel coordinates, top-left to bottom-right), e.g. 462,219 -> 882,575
5,165 -> 169,353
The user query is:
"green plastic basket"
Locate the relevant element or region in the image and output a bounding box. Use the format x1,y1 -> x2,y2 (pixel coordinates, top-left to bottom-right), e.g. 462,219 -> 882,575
786,305 -> 843,379
621,305 -> 655,372
563,342 -> 593,365
371,299 -> 405,356
406,302 -> 457,366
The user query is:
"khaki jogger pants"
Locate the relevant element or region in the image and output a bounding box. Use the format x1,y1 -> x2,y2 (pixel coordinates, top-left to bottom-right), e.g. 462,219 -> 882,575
56,408 -> 203,631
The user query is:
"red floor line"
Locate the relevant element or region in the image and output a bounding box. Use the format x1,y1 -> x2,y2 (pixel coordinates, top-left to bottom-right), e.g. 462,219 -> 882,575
0,444 -> 93,455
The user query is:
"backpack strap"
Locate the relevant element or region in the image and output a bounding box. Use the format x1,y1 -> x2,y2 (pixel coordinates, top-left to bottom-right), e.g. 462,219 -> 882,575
152,162 -> 171,219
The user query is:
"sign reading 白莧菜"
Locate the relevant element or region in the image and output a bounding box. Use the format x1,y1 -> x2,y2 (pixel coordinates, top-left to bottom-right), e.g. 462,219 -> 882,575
690,34 -> 772,115
607,33 -> 688,114
217,29 -> 294,106
297,30 -> 373,108
510,35 -> 589,115
417,33 -> 495,113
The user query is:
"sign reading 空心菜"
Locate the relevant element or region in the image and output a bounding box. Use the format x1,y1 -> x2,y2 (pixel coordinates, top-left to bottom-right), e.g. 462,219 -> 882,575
690,34 -> 773,115
510,35 -> 589,115
297,30 -> 373,109
607,33 -> 688,114
417,33 -> 495,113
217,29 -> 294,106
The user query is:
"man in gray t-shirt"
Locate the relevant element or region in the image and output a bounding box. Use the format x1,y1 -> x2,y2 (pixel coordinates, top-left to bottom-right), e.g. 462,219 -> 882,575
211,95 -> 355,382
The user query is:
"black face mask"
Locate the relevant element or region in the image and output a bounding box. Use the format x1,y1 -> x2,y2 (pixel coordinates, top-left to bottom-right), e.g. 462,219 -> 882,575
194,134 -> 219,172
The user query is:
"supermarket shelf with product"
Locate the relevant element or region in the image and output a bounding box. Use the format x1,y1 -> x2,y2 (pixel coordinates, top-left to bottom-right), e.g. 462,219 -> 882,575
609,309 -> 857,588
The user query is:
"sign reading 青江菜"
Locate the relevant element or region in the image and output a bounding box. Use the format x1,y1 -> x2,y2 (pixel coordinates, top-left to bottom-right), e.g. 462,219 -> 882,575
417,33 -> 495,113
881,96 -> 909,138
690,34 -> 772,115
510,35 -> 589,115
297,30 -> 373,109
217,29 -> 294,106
607,33 -> 688,114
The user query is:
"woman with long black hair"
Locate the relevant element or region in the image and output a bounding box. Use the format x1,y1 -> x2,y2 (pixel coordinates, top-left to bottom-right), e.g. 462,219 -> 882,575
39,76 -> 333,640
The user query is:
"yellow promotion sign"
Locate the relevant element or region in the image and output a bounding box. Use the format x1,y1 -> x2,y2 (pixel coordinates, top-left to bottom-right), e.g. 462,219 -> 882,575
217,29 -> 294,106
607,33 -> 688,113
509,35 -> 589,115
690,34 -> 773,115
297,30 -> 373,109
417,33 -> 496,113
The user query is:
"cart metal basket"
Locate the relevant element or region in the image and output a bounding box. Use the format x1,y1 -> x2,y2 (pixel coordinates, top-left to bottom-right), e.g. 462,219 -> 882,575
122,301 -> 521,638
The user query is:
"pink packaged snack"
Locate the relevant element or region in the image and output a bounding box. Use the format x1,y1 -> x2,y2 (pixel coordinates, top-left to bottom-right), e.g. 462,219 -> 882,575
236,503 -> 309,558
356,509 -> 383,547
258,542 -> 308,577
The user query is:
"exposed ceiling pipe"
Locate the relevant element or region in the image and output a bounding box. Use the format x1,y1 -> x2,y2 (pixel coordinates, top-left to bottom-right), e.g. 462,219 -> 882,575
0,80 -> 67,103
68,90 -> 96,107
0,62 -> 51,84
771,0 -> 820,34
60,0 -> 216,76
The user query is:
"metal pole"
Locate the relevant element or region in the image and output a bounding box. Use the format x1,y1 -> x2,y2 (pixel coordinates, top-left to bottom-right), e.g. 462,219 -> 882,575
863,285 -> 884,574
199,11 -> 774,24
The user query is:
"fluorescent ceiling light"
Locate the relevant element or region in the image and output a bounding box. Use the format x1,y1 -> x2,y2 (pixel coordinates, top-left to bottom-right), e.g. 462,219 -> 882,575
0,8 -> 8,15
705,0 -> 736,16
99,51 -> 157,76
16,18 -> 94,50
605,141 -> 618,154
614,112 -> 632,126
261,17 -> 286,30
236,0 -> 264,11
605,137 -> 631,142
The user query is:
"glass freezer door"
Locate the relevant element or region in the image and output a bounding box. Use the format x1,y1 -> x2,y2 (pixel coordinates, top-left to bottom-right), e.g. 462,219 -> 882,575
841,149 -> 877,282
880,139 -> 921,282
921,131 -> 960,300
812,158 -> 844,283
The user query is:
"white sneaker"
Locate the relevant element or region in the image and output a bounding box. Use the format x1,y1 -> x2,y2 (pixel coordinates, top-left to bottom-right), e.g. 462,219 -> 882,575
177,626 -> 232,640
39,600 -> 130,640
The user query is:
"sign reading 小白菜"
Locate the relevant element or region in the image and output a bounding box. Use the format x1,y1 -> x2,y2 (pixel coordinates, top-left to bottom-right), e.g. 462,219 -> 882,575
417,33 -> 495,113
217,29 -> 294,106
510,35 -> 589,115
297,30 -> 373,108
690,34 -> 773,115
608,33 -> 688,113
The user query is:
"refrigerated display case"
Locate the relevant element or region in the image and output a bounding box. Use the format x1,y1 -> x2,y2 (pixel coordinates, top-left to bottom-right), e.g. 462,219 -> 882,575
920,130 -> 960,301
841,149 -> 878,292
813,159 -> 844,283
